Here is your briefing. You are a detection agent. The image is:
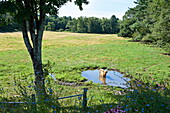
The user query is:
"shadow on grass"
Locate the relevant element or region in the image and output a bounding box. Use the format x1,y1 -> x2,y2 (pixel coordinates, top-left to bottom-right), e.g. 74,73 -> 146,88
0,87 -> 170,113
59,87 -> 170,113
1,74 -> 170,113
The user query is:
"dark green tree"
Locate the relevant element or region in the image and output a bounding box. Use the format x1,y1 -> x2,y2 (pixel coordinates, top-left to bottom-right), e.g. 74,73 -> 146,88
119,0 -> 170,53
118,18 -> 135,37
110,15 -> 119,33
87,17 -> 102,33
148,0 -> 170,52
66,18 -> 78,32
45,16 -> 72,31
0,12 -> 20,32
77,16 -> 88,33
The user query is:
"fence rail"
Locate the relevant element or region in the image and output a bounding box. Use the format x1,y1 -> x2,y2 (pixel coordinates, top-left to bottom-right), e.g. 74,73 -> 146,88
57,94 -> 83,100
0,88 -> 88,112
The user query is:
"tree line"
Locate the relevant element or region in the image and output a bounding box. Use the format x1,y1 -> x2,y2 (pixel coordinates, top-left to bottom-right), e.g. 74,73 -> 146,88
45,15 -> 119,34
0,14 -> 21,32
118,0 -> 170,53
0,15 -> 120,34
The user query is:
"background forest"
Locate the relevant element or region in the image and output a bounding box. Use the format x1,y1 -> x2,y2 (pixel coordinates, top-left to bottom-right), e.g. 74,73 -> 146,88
118,0 -> 170,53
0,15 -> 120,34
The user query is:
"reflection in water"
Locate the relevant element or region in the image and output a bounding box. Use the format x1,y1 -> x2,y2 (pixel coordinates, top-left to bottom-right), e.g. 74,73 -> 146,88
99,75 -> 106,85
99,69 -> 107,85
82,69 -> 131,88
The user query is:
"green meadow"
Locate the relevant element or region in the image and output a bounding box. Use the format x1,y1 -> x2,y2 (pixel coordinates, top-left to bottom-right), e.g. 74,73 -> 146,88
0,31 -> 170,112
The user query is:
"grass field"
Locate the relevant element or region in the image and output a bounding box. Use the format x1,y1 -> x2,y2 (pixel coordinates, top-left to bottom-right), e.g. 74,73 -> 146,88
0,31 -> 170,112
0,31 -> 169,85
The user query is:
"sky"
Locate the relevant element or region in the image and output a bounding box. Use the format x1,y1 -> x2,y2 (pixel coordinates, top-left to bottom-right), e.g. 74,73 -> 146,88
59,0 -> 136,19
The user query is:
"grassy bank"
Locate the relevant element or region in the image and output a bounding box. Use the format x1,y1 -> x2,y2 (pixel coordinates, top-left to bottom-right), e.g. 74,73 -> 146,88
0,31 -> 170,112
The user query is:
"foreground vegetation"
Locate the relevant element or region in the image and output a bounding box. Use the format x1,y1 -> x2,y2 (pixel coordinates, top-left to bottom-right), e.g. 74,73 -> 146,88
0,31 -> 170,112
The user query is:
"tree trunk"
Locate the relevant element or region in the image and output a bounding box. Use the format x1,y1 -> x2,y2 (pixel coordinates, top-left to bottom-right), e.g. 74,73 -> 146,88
32,30 -> 46,100
19,0 -> 47,100
21,18 -> 47,100
33,52 -> 46,99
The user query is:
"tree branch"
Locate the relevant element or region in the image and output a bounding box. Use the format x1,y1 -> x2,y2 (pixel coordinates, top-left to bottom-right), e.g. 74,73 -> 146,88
37,0 -> 45,49
29,16 -> 36,46
21,19 -> 34,60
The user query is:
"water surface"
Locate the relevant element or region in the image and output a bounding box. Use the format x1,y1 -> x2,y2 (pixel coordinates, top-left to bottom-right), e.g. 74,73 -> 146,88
82,69 -> 130,88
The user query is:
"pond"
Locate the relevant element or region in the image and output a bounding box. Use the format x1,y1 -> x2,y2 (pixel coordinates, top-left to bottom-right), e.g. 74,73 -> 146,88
82,69 -> 131,88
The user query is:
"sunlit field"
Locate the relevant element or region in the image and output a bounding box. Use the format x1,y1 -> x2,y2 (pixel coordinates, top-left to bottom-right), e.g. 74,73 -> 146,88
0,31 -> 170,112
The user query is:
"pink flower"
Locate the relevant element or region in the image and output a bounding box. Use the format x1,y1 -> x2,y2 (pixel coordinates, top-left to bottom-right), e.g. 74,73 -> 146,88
104,108 -> 127,113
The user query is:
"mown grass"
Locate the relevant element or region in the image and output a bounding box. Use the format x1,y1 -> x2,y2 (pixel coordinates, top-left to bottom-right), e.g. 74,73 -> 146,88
0,31 -> 170,112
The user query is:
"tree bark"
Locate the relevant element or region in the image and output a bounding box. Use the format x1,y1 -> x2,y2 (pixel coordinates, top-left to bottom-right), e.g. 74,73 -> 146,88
33,0 -> 46,100
21,17 -> 46,100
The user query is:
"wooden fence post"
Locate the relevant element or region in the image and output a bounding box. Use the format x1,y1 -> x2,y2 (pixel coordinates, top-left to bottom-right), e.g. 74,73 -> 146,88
82,88 -> 88,110
31,94 -> 36,113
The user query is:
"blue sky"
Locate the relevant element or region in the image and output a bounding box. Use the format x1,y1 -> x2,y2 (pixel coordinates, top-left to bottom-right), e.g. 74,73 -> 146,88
59,0 -> 136,19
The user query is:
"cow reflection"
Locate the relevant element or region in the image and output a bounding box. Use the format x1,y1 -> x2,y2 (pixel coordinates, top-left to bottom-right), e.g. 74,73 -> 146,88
99,69 -> 107,85
99,75 -> 107,85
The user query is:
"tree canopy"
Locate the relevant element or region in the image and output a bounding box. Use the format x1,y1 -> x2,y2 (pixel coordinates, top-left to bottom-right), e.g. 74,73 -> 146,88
118,0 -> 170,53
